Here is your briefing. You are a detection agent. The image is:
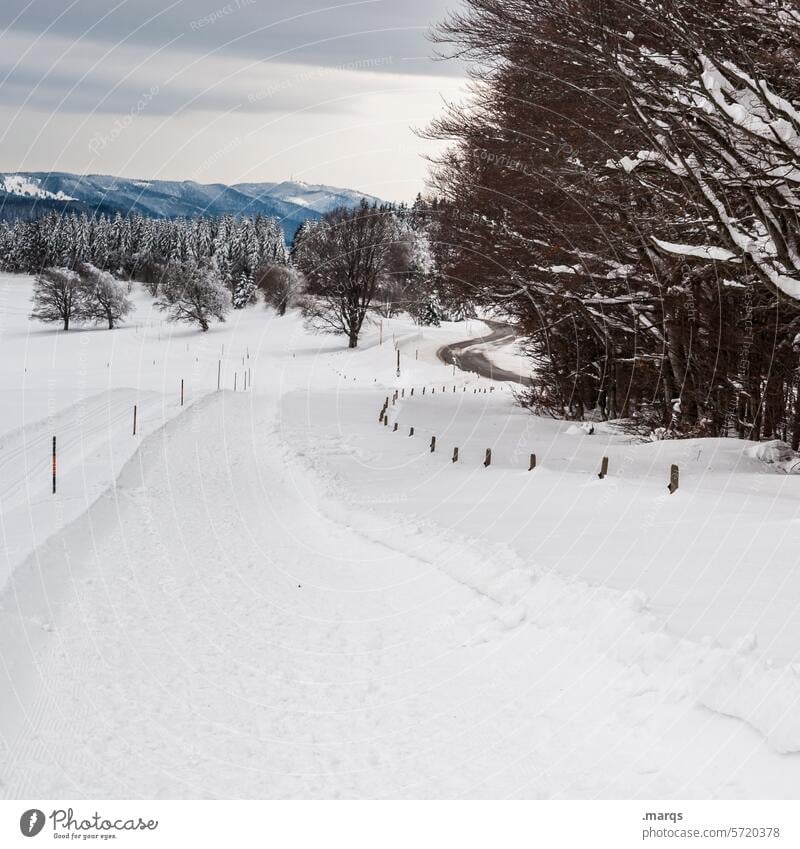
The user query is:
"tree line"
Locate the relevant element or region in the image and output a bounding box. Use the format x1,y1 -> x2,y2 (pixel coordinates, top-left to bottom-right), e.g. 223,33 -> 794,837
4,202 -> 446,341
425,0 -> 800,446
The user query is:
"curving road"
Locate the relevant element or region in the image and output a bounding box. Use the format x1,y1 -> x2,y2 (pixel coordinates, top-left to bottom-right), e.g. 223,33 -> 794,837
437,321 -> 534,386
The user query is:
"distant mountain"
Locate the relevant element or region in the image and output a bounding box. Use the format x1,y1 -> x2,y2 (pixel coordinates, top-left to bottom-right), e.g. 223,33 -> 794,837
0,172 -> 383,241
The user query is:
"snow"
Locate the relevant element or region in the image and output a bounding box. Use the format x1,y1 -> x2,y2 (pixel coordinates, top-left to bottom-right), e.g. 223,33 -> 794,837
0,175 -> 75,201
1,273 -> 800,798
652,237 -> 738,262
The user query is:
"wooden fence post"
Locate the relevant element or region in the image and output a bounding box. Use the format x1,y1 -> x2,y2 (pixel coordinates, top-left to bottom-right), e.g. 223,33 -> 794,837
217,360 -> 221,391
484,448 -> 492,468
598,457 -> 609,479
133,404 -> 137,436
668,464 -> 679,494
393,422 -> 398,432
181,379 -> 184,406
409,427 -> 414,437
52,436 -> 57,495
430,436 -> 436,452
452,447 -> 459,463
528,453 -> 536,471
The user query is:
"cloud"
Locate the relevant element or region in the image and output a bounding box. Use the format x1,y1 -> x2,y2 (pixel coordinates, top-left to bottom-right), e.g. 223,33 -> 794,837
0,0 -> 460,76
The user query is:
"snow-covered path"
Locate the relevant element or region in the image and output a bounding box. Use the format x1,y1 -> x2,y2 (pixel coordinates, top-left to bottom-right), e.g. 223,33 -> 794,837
0,388 -> 796,798
1,274 -> 800,798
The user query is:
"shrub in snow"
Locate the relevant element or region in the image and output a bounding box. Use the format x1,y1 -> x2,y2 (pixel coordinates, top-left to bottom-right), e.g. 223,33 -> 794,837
256,263 -> 303,316
77,263 -> 133,329
30,267 -> 84,331
154,263 -> 231,332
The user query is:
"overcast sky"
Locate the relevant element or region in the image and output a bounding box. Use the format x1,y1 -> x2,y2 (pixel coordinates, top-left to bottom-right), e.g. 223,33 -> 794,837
0,0 -> 466,200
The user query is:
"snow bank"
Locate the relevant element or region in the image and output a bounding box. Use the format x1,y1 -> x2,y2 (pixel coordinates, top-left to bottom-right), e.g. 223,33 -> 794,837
746,439 -> 800,473
694,648 -> 800,753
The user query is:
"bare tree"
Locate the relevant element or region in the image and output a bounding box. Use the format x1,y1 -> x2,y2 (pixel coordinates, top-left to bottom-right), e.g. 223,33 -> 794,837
256,263 -> 303,316
155,262 -> 232,332
293,201 -> 408,347
78,263 -> 133,329
30,267 -> 83,330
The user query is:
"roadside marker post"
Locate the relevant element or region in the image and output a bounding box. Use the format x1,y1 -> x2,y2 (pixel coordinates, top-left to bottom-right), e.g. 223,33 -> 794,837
668,464 -> 680,494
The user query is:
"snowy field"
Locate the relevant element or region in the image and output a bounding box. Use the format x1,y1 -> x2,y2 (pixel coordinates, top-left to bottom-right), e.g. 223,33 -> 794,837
1,272 -> 799,799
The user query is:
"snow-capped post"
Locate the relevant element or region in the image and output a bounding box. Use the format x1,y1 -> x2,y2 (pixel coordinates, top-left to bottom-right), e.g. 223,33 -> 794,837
409,427 -> 414,437
51,436 -> 57,494
133,405 -> 137,436
452,447 -> 459,463
217,360 -> 221,391
234,373 -> 237,392
422,387 -> 425,395
410,388 -> 414,396
384,416 -> 388,427
668,464 -> 679,494
484,448 -> 492,468
430,436 -> 436,452
181,379 -> 184,407
528,453 -> 536,471
393,423 -> 398,432
396,349 -> 400,377
598,457 -> 609,479
401,388 -> 405,398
